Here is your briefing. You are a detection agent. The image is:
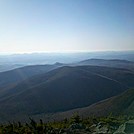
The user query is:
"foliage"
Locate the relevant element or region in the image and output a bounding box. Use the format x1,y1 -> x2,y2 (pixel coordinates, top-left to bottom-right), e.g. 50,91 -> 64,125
0,115 -> 133,134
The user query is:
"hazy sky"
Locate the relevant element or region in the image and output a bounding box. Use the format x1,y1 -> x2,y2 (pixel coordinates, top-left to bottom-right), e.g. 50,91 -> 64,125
0,0 -> 134,53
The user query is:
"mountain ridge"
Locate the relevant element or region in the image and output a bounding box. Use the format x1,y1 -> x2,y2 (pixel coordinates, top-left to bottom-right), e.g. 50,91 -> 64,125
0,65 -> 134,122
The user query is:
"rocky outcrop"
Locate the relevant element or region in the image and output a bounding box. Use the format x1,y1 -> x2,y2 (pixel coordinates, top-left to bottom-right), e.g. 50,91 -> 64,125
114,120 -> 134,134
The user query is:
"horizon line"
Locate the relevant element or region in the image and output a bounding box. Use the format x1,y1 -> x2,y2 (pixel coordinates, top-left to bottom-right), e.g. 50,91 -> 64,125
0,50 -> 134,56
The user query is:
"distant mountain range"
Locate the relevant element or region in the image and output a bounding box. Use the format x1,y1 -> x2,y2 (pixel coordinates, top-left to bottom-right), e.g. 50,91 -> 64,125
76,59 -> 134,72
0,51 -> 134,72
0,60 -> 134,122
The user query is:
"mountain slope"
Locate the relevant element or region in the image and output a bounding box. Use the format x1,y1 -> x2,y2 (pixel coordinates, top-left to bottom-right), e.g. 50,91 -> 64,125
0,63 -> 62,88
50,88 -> 134,120
0,66 -> 134,122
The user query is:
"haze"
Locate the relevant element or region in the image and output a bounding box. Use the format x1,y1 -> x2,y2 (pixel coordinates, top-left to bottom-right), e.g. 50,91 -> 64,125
0,0 -> 134,54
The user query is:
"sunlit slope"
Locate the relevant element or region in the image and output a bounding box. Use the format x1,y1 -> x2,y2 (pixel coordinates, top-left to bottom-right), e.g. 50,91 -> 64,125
0,63 -> 62,89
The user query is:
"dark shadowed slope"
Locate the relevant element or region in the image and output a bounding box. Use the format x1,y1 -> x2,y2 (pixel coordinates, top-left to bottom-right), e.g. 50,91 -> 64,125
0,66 -> 134,122
77,59 -> 134,71
50,88 -> 134,120
86,88 -> 134,116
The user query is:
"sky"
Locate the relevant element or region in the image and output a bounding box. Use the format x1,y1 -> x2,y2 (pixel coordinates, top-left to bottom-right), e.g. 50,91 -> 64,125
0,0 -> 134,54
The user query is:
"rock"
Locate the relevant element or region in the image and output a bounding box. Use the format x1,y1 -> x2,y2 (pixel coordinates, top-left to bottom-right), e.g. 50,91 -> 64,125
114,119 -> 134,134
69,123 -> 86,130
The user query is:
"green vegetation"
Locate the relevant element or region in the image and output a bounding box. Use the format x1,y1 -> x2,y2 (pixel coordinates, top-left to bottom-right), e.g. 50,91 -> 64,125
0,115 -> 133,134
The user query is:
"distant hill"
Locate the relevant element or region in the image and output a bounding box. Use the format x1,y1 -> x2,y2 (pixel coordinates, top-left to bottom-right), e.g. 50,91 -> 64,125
0,65 -> 134,122
0,63 -> 62,97
0,64 -> 25,73
77,59 -> 134,71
